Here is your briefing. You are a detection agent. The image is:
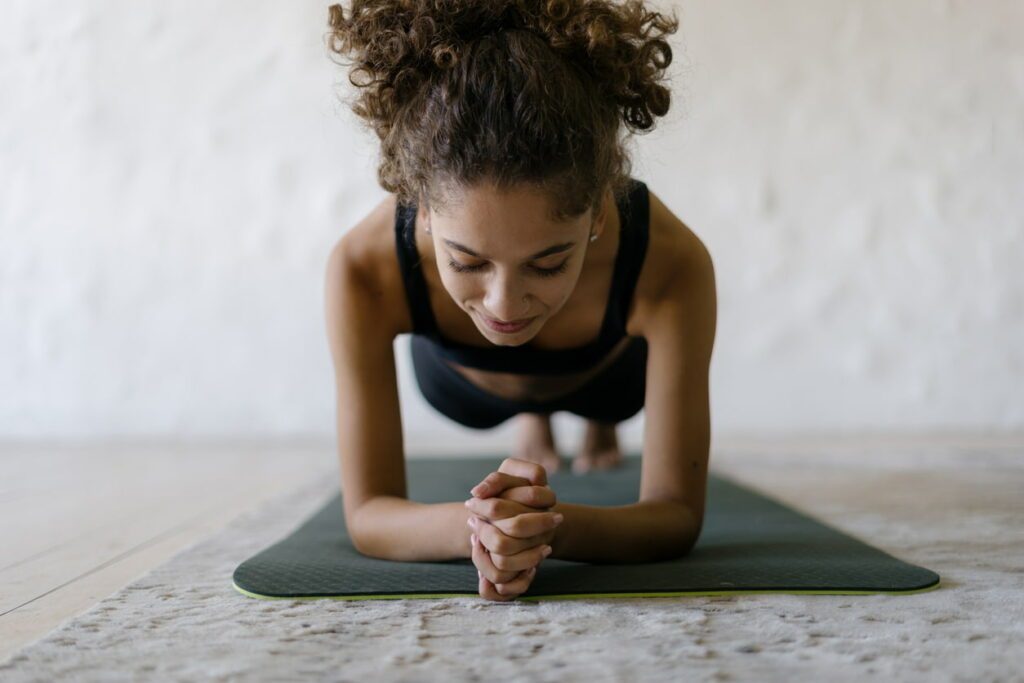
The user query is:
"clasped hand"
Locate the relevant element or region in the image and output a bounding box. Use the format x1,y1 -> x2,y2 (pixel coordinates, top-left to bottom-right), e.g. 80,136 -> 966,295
464,458 -> 563,601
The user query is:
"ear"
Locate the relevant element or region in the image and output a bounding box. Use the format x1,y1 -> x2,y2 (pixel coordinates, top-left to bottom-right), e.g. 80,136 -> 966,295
417,204 -> 433,235
588,187 -> 614,240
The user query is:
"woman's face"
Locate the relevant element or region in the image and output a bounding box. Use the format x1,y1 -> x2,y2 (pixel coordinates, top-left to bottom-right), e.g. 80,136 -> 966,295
423,182 -> 608,346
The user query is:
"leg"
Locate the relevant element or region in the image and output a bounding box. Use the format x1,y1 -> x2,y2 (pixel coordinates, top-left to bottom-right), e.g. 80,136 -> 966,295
554,338 -> 647,473
573,419 -> 623,473
512,412 -> 562,475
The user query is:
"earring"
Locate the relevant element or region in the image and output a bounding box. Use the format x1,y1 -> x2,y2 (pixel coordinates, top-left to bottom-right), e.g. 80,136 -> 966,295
589,233 -> 598,242
425,227 -> 432,234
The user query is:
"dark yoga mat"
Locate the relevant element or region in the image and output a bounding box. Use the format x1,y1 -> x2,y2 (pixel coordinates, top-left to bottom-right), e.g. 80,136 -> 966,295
233,455 -> 941,601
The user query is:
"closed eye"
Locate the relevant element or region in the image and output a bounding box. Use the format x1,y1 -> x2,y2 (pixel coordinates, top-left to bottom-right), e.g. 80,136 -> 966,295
446,259 -> 569,278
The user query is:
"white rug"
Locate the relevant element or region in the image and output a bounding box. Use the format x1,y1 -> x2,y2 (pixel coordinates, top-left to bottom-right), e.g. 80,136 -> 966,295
1,456 -> 1021,682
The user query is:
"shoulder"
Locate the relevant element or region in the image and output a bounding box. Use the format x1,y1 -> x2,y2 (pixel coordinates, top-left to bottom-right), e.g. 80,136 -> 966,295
325,194 -> 412,339
630,186 -> 717,345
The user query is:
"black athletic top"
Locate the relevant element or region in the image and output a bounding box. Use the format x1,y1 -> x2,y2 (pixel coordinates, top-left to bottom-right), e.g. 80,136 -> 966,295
394,178 -> 650,375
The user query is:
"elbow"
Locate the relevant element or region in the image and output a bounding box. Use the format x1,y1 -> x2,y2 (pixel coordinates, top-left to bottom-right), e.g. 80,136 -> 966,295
667,506 -> 704,561
681,508 -> 705,555
346,519 -> 372,557
348,526 -> 373,558
657,531 -> 700,563
349,525 -> 392,561
346,502 -> 388,560
678,526 -> 702,559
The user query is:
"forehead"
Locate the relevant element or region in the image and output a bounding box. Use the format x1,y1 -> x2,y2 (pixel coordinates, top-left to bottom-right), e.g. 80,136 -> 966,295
431,183 -> 584,251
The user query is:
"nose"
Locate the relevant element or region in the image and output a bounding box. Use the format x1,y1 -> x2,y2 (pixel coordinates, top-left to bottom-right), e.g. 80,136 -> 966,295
482,274 -> 531,322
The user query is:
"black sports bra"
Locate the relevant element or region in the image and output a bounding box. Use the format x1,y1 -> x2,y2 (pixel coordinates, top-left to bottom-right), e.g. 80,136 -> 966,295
394,178 -> 650,375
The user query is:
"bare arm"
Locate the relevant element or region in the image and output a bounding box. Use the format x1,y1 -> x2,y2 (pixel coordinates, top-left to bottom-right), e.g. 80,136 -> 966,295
351,497 -> 472,561
324,233 -> 472,562
547,500 -> 700,563
549,228 -> 717,563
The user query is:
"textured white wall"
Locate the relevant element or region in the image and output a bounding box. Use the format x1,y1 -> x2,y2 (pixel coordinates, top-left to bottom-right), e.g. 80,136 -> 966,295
1,1 -> 1021,447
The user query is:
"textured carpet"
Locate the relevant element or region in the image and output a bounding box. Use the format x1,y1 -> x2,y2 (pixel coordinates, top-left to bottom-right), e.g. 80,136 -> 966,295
1,454 -> 1021,682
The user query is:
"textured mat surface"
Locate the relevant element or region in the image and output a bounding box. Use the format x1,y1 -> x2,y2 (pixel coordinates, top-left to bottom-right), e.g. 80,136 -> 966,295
233,455 -> 940,600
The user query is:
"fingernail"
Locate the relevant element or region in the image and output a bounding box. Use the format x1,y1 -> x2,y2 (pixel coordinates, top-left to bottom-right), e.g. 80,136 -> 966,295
472,484 -> 487,496
529,566 -> 537,576
470,533 -> 477,545
542,545 -> 552,557
467,517 -> 476,528
464,500 -> 471,507
553,513 -> 564,525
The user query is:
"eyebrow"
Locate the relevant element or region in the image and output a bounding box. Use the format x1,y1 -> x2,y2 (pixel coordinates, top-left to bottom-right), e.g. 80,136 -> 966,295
442,239 -> 576,261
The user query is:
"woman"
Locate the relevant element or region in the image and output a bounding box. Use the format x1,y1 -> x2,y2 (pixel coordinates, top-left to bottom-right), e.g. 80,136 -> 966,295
324,0 -> 716,602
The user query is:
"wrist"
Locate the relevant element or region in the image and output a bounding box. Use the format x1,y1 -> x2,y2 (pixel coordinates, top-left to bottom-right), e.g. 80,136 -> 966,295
452,502 -> 474,559
549,505 -> 566,558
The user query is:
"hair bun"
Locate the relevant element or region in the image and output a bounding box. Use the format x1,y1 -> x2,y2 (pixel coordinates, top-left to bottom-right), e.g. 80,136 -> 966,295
327,0 -> 679,214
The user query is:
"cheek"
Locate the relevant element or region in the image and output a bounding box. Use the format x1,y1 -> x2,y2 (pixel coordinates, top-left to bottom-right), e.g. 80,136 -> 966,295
439,272 -> 479,301
539,280 -> 575,307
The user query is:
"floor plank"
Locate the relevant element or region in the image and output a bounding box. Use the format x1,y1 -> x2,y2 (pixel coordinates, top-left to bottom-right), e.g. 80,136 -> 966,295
0,441 -> 334,661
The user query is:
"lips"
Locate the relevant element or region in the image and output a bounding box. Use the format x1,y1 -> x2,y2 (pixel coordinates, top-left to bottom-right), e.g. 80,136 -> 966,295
481,315 -> 535,334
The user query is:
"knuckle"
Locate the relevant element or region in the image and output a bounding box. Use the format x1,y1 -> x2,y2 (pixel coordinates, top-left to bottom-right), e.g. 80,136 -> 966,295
480,535 -> 495,554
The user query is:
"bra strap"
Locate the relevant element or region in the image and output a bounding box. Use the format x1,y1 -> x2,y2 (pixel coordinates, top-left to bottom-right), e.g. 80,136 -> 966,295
609,179 -> 650,336
394,202 -> 440,335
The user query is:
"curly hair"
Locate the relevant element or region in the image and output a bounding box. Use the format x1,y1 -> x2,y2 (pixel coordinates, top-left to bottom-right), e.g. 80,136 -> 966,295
326,0 -> 679,220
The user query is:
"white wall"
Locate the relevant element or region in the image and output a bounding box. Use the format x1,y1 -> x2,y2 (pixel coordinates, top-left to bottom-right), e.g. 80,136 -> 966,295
1,1 -> 1021,449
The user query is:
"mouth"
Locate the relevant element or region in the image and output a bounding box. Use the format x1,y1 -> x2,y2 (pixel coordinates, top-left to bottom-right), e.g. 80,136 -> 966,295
480,314 -> 536,334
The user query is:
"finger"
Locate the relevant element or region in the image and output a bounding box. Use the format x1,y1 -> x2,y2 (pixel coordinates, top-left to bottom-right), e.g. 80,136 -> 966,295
487,543 -> 553,572
479,573 -> 516,602
470,471 -> 533,499
471,532 -> 519,585
494,566 -> 537,597
464,495 -> 536,522
474,518 -> 556,556
491,510 -> 564,539
498,484 -> 557,509
498,458 -> 548,487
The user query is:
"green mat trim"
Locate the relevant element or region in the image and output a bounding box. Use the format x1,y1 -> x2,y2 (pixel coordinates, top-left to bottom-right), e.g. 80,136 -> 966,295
233,455 -> 941,601
233,582 -> 941,602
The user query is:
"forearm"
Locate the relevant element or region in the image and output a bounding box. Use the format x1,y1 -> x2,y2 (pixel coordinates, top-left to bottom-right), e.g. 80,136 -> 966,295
549,500 -> 701,563
350,496 -> 471,562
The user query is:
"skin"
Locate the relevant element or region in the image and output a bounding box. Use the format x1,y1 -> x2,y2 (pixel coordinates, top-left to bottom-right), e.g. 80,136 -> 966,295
465,459 -> 559,599
325,177 -> 717,601
417,180 -> 627,474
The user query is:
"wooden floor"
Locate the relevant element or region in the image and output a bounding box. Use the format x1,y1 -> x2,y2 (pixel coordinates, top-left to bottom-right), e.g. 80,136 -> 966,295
1,432 -> 1021,662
